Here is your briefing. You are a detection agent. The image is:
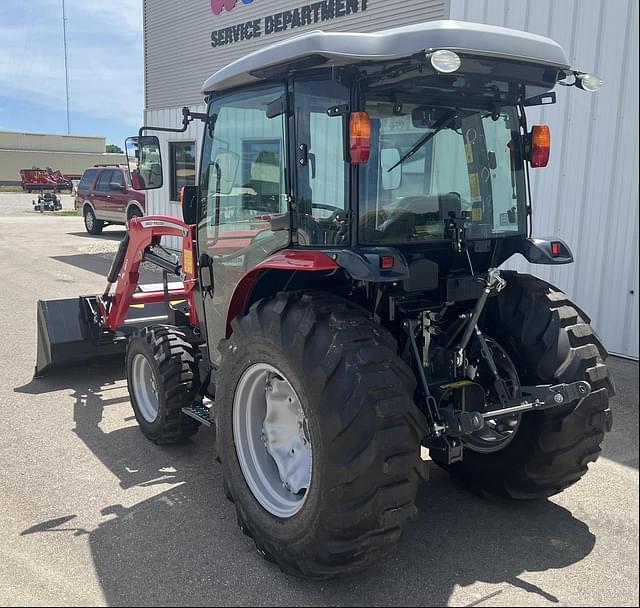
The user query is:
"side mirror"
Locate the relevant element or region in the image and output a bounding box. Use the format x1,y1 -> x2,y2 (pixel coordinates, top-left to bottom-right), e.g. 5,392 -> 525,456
180,185 -> 199,225
380,148 -> 402,190
125,136 -> 163,190
109,182 -> 125,192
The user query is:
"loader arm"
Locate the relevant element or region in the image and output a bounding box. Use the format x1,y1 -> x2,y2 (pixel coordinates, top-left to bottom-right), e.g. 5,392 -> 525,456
98,216 -> 199,331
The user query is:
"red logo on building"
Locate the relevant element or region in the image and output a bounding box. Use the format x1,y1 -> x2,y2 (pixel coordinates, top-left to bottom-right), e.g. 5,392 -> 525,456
211,0 -> 253,16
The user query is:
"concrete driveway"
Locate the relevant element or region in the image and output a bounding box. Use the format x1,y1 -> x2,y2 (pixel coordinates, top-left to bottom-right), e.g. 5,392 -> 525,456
0,193 -> 638,606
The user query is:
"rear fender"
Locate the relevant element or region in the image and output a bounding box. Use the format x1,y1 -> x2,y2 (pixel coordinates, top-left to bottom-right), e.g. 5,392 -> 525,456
225,250 -> 338,336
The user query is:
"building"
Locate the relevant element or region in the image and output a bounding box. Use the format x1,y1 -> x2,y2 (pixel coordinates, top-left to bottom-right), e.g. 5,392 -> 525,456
142,0 -> 638,358
0,130 -> 127,186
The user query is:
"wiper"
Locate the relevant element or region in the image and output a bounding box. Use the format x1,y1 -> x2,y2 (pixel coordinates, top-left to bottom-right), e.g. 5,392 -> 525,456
387,110 -> 459,172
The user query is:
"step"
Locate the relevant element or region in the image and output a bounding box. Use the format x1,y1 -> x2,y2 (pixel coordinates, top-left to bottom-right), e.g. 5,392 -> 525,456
181,402 -> 212,427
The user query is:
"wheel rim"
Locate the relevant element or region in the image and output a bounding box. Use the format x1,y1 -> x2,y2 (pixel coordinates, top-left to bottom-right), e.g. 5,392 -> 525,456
462,339 -> 522,454
233,363 -> 312,518
131,353 -> 161,423
85,208 -> 94,230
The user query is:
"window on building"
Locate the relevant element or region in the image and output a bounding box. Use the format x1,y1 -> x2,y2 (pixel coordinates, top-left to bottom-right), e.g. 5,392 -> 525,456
170,142 -> 197,201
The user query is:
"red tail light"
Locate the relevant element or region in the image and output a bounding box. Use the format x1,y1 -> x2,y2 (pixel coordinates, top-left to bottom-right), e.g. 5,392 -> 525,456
349,112 -> 371,164
530,125 -> 550,168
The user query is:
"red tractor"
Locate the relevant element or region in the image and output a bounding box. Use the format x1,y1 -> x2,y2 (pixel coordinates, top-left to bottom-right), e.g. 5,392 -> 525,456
36,21 -> 612,578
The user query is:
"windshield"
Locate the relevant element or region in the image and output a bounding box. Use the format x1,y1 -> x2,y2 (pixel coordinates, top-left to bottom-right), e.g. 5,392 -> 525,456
358,100 -> 526,244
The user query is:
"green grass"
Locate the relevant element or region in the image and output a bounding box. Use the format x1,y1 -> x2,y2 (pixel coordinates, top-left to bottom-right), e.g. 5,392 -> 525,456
54,210 -> 80,216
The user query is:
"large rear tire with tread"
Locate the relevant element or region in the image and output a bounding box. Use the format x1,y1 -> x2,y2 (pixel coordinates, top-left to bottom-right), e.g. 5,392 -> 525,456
432,273 -> 614,499
126,325 -> 201,444
217,291 -> 428,579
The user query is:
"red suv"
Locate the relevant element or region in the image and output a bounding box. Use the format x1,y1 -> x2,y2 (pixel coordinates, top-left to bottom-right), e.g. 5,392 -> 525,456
75,165 -> 146,235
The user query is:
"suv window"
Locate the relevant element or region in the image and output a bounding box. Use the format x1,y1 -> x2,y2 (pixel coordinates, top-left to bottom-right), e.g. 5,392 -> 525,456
95,170 -> 113,191
111,170 -> 125,189
78,169 -> 98,191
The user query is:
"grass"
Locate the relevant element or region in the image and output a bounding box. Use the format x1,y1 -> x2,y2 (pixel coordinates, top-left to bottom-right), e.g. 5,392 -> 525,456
0,185 -> 23,192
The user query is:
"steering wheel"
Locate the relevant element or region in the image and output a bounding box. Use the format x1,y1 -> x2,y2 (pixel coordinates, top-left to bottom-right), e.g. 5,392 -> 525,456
310,203 -> 344,222
300,203 -> 347,245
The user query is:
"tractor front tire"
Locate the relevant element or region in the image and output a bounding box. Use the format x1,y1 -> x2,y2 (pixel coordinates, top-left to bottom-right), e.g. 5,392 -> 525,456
433,273 -> 614,499
126,325 -> 201,444
216,291 -> 428,579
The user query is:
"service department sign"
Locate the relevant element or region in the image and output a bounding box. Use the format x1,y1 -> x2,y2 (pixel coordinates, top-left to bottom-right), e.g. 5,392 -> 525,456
210,0 -> 369,48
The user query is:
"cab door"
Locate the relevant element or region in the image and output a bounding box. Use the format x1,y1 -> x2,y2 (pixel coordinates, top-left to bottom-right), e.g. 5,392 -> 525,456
196,84 -> 290,364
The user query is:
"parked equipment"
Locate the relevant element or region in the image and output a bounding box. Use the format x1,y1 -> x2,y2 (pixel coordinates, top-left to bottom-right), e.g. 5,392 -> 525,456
20,167 -> 71,193
35,21 -> 613,578
32,192 -> 62,212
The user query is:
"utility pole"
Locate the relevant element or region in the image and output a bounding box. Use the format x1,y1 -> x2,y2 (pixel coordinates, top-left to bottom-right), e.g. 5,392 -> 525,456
62,0 -> 71,134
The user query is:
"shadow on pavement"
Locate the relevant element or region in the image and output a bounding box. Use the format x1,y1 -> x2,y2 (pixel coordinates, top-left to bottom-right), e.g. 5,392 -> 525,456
67,230 -> 128,241
50,253 -> 162,284
14,363 -> 604,606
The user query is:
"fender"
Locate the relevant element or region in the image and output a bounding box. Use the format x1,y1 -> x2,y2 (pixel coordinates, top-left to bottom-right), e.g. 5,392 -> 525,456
225,249 -> 338,336
502,237 -> 574,265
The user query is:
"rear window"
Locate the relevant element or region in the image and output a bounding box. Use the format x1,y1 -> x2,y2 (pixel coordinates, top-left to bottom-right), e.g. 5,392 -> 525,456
78,169 -> 98,191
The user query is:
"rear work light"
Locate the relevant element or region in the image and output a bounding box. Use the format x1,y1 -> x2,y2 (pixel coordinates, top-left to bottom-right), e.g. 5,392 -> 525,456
530,125 -> 551,168
349,112 -> 372,164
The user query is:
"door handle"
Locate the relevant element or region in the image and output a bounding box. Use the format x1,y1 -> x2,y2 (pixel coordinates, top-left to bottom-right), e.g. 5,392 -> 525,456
199,253 -> 214,297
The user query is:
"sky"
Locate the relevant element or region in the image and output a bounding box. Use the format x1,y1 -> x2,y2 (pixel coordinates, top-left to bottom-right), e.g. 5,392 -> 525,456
0,0 -> 143,147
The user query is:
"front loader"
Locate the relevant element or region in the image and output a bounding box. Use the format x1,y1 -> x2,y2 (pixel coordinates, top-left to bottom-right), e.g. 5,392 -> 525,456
35,20 -> 613,578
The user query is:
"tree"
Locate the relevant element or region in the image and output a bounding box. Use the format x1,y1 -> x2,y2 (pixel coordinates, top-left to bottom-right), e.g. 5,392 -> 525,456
106,144 -> 124,153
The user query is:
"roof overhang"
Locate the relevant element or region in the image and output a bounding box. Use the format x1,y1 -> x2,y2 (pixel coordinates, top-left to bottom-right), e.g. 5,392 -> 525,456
202,20 -> 570,94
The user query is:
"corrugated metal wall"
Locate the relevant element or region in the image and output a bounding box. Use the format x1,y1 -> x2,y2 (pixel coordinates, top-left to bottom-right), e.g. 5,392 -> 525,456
450,0 -> 639,358
143,0 -> 447,110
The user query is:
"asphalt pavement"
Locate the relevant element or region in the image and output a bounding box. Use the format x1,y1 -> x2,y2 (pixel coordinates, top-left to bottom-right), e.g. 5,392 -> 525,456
0,192 -> 638,606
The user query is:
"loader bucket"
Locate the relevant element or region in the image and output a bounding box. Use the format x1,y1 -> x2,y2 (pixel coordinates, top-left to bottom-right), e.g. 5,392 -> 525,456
34,298 -> 126,377
34,296 -> 173,377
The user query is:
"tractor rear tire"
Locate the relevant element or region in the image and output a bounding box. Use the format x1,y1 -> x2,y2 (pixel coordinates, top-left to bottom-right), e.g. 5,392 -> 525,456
432,273 -> 614,499
84,206 -> 104,235
216,291 -> 428,579
126,325 -> 201,444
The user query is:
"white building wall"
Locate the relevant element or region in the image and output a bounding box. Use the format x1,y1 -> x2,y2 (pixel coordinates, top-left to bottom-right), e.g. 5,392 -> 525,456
450,0 -> 639,358
144,105 -> 207,251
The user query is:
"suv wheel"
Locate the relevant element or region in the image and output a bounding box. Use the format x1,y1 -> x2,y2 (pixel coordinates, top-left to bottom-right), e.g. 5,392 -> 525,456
84,205 -> 104,235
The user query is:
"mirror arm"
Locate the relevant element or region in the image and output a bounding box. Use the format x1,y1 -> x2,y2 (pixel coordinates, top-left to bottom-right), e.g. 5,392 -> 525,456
138,107 -> 210,139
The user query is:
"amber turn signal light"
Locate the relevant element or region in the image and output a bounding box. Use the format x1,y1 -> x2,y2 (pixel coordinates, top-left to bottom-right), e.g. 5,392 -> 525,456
530,125 -> 550,168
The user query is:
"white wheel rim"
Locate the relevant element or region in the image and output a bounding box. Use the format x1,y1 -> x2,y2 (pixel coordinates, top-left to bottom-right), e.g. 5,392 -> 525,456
85,209 -> 94,230
233,363 -> 312,518
131,353 -> 160,423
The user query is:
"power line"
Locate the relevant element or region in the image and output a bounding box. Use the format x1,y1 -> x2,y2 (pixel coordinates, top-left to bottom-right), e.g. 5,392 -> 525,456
62,0 -> 70,134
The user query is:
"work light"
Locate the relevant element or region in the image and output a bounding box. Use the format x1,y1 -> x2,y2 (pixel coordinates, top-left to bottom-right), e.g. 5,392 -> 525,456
429,50 -> 462,73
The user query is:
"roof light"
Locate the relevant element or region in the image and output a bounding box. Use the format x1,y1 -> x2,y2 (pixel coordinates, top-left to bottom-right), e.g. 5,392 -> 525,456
429,50 -> 461,74
576,73 -> 603,92
349,112 -> 371,164
551,241 -> 562,257
530,125 -> 550,168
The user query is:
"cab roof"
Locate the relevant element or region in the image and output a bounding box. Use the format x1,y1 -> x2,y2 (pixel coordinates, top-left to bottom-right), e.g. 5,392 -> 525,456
202,20 -> 570,94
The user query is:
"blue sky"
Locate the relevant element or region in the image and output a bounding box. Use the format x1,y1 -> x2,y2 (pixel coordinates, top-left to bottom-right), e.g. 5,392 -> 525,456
0,0 -> 143,147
